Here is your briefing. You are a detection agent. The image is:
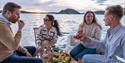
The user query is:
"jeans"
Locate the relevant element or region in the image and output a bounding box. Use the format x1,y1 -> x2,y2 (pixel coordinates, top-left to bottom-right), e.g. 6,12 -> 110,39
1,46 -> 43,63
70,43 -> 96,61
82,54 -> 105,63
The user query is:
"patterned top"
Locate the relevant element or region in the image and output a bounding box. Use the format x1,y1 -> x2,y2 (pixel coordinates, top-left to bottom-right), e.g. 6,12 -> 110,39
36,25 -> 58,44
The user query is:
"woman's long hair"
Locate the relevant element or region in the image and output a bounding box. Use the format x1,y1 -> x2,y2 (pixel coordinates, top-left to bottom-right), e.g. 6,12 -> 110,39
81,11 -> 102,29
46,15 -> 62,36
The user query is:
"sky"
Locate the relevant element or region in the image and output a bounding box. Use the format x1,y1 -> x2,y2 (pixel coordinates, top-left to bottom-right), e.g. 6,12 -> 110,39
0,0 -> 124,12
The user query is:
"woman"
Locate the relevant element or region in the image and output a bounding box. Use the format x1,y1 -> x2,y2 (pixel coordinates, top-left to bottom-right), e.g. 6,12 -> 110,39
70,11 -> 102,62
36,15 -> 61,62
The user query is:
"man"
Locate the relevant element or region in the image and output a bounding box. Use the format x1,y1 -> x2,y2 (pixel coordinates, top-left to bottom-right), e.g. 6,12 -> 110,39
0,2 -> 43,63
80,5 -> 125,63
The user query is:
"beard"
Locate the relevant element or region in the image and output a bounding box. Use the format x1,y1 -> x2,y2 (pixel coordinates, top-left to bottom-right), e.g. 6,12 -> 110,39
9,16 -> 18,23
104,21 -> 111,26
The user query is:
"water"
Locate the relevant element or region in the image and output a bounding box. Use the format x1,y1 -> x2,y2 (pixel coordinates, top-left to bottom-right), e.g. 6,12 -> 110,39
10,14 -> 125,48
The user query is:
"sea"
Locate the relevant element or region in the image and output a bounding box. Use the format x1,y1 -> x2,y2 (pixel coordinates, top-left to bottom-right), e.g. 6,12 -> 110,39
8,14 -> 125,51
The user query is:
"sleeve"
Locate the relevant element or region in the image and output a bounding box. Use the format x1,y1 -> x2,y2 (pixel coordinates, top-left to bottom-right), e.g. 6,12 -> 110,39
88,37 -> 106,51
78,24 -> 83,32
94,26 -> 101,40
83,32 -> 107,51
0,23 -> 21,50
52,28 -> 58,43
36,26 -> 43,45
123,41 -> 125,59
87,26 -> 106,51
121,35 -> 125,59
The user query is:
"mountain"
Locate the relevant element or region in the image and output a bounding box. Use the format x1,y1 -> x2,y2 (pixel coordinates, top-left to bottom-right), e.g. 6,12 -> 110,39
21,10 -> 48,14
57,8 -> 81,14
94,10 -> 104,14
0,9 -> 81,14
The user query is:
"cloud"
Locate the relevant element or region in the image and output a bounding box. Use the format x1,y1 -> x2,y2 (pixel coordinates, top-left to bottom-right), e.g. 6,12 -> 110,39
0,0 -> 50,11
95,0 -> 107,3
0,0 -> 124,12
54,0 -> 99,10
39,0 -> 52,3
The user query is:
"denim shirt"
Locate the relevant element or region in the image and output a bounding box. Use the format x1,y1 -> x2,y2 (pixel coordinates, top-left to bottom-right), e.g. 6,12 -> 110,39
89,24 -> 125,63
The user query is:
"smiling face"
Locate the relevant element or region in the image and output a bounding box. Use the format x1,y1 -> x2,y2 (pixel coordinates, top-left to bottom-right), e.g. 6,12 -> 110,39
3,2 -> 21,23
43,15 -> 52,27
104,10 -> 115,26
85,12 -> 94,25
104,5 -> 123,27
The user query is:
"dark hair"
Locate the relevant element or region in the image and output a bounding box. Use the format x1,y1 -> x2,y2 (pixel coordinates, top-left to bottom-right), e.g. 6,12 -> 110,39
82,11 -> 102,29
46,15 -> 61,36
2,2 -> 21,14
106,5 -> 123,19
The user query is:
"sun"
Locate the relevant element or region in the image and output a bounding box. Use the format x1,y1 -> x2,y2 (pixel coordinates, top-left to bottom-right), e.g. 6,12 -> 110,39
35,9 -> 43,12
22,8 -> 46,12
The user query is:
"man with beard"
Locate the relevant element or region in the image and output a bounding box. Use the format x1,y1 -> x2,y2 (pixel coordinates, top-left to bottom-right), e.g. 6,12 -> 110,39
0,2 -> 43,63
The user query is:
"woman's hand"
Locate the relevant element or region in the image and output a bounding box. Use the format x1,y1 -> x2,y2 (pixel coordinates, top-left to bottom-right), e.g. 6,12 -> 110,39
48,40 -> 55,46
80,33 -> 90,42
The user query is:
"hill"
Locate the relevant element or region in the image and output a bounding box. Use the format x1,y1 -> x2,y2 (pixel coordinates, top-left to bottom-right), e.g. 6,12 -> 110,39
94,10 -> 104,14
57,8 -> 80,14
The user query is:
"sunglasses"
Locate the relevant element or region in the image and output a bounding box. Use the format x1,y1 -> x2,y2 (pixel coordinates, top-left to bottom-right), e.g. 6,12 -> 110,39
43,18 -> 51,22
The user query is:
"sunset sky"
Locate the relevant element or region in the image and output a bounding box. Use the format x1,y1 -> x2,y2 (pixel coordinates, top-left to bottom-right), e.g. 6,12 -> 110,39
0,0 -> 124,12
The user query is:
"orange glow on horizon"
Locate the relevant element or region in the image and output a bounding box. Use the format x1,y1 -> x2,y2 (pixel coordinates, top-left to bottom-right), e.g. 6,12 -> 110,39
22,8 -> 46,12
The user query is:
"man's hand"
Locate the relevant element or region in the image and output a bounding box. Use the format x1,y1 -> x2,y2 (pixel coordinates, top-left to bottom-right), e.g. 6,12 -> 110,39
80,33 -> 86,41
18,20 -> 25,31
25,51 -> 32,57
